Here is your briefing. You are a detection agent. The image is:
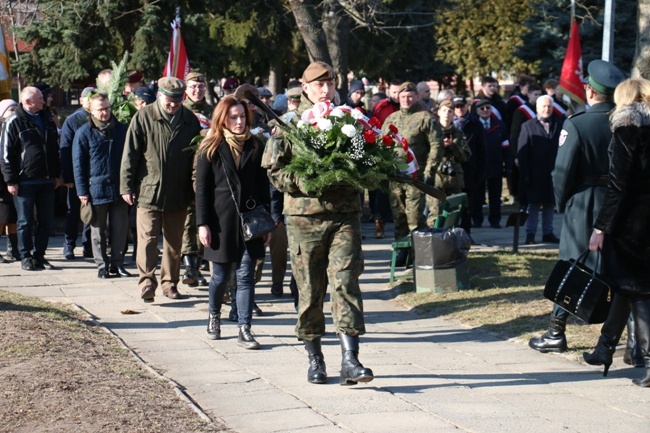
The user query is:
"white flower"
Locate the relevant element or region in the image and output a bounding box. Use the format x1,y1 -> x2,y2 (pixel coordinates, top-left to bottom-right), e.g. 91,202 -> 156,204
316,118 -> 333,131
350,109 -> 364,120
297,120 -> 308,129
341,124 -> 357,138
250,127 -> 262,136
329,108 -> 344,118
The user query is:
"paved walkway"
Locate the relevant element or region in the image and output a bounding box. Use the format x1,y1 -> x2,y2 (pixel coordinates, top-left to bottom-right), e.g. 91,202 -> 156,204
2,216 -> 649,433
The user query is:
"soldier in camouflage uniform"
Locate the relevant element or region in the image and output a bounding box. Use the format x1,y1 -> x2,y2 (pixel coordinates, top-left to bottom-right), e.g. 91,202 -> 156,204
382,82 -> 436,242
424,99 -> 471,226
262,61 -> 374,386
180,72 -> 214,288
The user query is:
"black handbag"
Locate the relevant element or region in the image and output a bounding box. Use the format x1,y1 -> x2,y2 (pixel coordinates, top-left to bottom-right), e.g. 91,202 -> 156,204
221,158 -> 276,241
543,249 -> 613,324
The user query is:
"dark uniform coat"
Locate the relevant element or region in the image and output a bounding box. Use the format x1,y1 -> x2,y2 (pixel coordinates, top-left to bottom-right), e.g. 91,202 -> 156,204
195,137 -> 269,263
552,102 -> 615,268
595,103 -> 650,296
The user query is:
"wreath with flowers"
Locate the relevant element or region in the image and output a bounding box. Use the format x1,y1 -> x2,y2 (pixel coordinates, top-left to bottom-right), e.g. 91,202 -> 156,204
279,101 -> 418,195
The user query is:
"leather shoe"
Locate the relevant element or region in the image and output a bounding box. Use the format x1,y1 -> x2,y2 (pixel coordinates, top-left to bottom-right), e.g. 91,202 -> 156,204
163,286 -> 183,299
271,283 -> 284,297
110,265 -> 133,277
21,257 -> 35,271
97,269 -> 113,279
82,250 -> 94,258
63,246 -> 75,260
252,303 -> 263,317
542,233 -> 560,243
141,285 -> 155,303
525,234 -> 535,245
34,257 -> 55,270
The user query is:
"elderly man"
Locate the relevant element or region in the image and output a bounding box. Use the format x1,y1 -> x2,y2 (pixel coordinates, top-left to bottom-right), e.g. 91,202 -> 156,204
263,61 -> 374,386
517,94 -> 562,245
60,86 -> 95,260
1,87 -> 62,270
134,86 -> 156,110
73,93 -> 129,279
121,77 -> 201,302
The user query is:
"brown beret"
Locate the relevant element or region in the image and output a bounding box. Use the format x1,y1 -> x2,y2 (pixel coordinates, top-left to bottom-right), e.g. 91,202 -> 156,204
398,81 -> 417,95
234,83 -> 259,100
302,61 -> 335,83
158,77 -> 185,101
185,71 -> 206,83
438,99 -> 453,110
287,86 -> 302,100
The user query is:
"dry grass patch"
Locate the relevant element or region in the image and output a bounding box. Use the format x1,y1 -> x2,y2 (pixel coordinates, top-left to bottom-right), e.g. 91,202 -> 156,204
393,251 -> 614,354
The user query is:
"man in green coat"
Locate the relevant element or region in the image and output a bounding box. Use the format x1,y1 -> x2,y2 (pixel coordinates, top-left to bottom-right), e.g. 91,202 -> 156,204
121,77 -> 201,303
529,60 -> 625,353
262,61 -> 374,386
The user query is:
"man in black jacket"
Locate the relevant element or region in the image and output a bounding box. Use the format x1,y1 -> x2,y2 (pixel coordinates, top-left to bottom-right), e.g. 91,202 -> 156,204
1,86 -> 62,270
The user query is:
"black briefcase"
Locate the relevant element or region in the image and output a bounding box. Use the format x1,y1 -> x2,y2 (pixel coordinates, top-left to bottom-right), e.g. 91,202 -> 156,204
543,249 -> 613,324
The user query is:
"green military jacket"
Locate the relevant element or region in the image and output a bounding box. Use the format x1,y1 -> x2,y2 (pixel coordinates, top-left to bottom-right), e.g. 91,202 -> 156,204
262,97 -> 361,215
424,124 -> 471,192
183,98 -> 214,129
382,105 -> 435,179
120,101 -> 201,212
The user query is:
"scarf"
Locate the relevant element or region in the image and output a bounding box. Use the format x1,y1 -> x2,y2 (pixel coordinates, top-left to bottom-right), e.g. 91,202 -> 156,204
91,115 -> 116,136
223,127 -> 251,168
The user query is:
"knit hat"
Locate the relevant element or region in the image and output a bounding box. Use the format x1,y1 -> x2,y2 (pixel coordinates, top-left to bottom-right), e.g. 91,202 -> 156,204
348,80 -> 364,95
0,99 -> 17,117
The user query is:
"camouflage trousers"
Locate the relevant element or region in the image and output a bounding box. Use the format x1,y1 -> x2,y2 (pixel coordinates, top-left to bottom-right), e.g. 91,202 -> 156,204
425,185 -> 461,227
287,213 -> 366,341
389,181 -> 426,239
181,203 -> 203,257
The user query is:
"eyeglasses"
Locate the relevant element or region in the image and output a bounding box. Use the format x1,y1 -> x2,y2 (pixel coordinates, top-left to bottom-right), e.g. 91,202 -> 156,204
188,85 -> 206,90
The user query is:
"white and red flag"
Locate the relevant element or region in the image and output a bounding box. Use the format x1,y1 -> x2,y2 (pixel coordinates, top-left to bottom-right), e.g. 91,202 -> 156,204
164,10 -> 190,80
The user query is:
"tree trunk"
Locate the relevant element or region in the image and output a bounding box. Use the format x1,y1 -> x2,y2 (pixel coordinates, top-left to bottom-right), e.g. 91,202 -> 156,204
288,0 -> 331,64
268,58 -> 283,96
633,0 -> 650,77
322,0 -> 351,95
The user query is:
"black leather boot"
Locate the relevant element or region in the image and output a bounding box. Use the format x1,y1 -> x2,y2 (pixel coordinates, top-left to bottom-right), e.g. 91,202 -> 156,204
631,299 -> 650,387
196,270 -> 208,286
182,255 -> 198,286
238,325 -> 260,350
206,312 -> 221,340
339,334 -> 374,386
7,233 -> 19,261
583,293 -> 630,376
529,316 -> 568,353
623,315 -> 645,367
304,339 -> 327,384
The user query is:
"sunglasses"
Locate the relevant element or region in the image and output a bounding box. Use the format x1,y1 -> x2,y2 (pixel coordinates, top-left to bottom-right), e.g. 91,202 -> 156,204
478,106 -> 491,111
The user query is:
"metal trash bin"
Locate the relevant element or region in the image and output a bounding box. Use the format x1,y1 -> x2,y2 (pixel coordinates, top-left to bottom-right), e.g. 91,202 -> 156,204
412,228 -> 471,293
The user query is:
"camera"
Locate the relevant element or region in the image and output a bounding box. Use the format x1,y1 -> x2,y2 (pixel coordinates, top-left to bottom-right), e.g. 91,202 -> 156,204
440,159 -> 456,176
443,132 -> 453,140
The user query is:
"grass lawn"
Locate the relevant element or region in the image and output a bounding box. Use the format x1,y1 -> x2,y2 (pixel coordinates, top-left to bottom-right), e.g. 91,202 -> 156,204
392,250 -> 615,355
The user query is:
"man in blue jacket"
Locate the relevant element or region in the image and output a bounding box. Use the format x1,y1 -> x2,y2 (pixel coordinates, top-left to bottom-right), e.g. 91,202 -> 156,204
73,93 -> 130,279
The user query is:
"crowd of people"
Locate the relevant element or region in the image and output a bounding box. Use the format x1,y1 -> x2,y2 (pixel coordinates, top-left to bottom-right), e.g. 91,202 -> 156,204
0,57 -> 648,388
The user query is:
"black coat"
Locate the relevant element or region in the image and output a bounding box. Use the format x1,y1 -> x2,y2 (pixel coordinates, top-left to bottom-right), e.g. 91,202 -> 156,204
195,136 -> 270,263
456,114 -> 486,189
595,103 -> 650,296
483,116 -> 512,179
517,116 -> 562,204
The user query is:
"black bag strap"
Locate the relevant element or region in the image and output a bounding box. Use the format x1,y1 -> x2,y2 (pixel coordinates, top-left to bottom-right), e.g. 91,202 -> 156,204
219,154 -> 246,228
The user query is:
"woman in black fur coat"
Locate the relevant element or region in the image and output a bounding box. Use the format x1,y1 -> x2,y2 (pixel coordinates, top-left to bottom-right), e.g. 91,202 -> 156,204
590,78 -> 650,387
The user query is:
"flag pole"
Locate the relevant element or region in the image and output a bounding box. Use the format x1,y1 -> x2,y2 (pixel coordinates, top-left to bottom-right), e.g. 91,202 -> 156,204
171,7 -> 181,79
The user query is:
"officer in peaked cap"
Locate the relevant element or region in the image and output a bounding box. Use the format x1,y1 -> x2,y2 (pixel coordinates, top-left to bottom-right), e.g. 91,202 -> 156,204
529,59 -> 626,354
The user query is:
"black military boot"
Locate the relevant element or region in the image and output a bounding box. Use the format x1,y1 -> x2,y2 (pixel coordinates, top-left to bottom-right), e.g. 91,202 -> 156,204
7,233 -> 20,261
631,300 -> 650,387
529,316 -> 568,353
196,270 -> 208,286
339,334 -> 374,386
182,255 -> 198,286
304,339 -> 327,384
583,293 -> 630,376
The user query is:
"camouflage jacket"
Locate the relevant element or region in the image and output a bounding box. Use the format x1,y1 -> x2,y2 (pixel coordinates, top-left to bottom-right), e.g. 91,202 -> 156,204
183,98 -> 214,129
424,124 -> 471,192
262,97 -> 361,215
382,105 -> 435,178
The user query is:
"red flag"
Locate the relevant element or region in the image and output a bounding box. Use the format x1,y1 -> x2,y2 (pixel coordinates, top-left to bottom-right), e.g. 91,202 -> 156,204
558,19 -> 585,108
164,13 -> 190,80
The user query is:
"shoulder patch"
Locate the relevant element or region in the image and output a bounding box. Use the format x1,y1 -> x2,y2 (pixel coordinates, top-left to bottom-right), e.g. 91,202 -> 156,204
559,129 -> 568,146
